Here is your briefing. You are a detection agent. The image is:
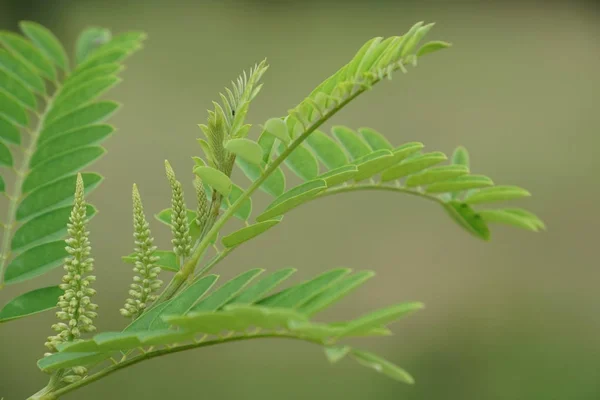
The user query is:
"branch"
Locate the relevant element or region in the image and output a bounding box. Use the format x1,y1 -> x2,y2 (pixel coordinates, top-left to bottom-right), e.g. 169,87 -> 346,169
41,333 -> 323,399
156,62 -> 408,300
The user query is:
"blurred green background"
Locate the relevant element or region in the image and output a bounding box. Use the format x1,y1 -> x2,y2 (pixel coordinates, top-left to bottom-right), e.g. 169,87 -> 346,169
1,0 -> 599,398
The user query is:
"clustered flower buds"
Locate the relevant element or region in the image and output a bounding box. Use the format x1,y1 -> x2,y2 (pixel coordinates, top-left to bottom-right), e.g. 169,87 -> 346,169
164,161 -> 192,257
45,174 -> 98,353
193,176 -> 209,233
120,184 -> 163,318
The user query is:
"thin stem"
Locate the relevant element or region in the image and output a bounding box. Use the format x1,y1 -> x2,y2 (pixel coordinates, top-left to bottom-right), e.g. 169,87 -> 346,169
315,184 -> 443,205
0,90 -> 58,287
46,333 -> 323,399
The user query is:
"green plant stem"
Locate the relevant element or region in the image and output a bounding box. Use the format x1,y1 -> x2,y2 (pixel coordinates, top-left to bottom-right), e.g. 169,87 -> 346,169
316,184 -> 443,205
27,371 -> 65,400
0,94 -> 56,288
43,333 -> 323,399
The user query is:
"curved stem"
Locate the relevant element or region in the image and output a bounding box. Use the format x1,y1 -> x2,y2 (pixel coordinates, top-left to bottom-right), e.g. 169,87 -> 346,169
0,93 -> 57,287
315,184 -> 443,205
46,333 -> 323,399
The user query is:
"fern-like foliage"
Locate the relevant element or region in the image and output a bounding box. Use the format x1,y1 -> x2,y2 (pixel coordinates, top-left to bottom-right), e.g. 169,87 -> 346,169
39,267 -> 421,385
0,23 -> 143,322
0,20 -> 546,399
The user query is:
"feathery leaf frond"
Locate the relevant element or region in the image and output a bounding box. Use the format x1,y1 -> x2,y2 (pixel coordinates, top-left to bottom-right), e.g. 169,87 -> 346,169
38,267 -> 418,386
0,22 -> 143,308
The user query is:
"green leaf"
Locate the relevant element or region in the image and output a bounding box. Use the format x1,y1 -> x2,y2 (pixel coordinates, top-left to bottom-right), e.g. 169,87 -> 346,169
0,68 -> 37,109
342,302 -> 424,337
442,201 -> 490,240
189,269 -> 264,313
256,179 -> 327,222
325,346 -> 351,363
352,149 -> 396,181
75,27 -> 112,65
12,204 -> 96,252
317,165 -> 358,187
426,175 -> 494,194
0,286 -> 62,323
137,329 -> 196,347
451,146 -> 469,168
92,31 -> 145,57
399,21 -> 430,58
381,151 -> 447,182
124,302 -> 170,332
280,143 -> 320,181
351,349 -> 414,384
61,64 -> 122,95
122,250 -> 179,272
94,332 -> 141,352
328,322 -> 392,338
478,208 -> 545,232
0,48 -> 46,93
228,267 -> 297,305
417,40 -> 452,57
0,90 -> 28,126
257,129 -> 277,163
193,166 -> 233,197
74,48 -> 130,74
405,165 -> 469,187
258,268 -> 351,308
299,271 -> 375,316
345,37 -> 380,79
331,126 -> 371,159
225,305 -> 308,330
0,31 -> 56,80
305,130 -> 349,169
56,339 -> 101,353
236,158 -> 286,197
0,141 -> 13,167
20,21 -> 69,71
0,114 -> 21,144
46,76 -> 120,123
23,146 -> 106,194
225,138 -> 263,165
0,175 -> 4,193
167,305 -> 307,333
222,220 -> 281,248
464,185 -> 531,204
16,173 -> 103,221
38,101 -> 120,144
4,241 -> 66,285
37,351 -> 110,372
149,275 -> 219,330
264,117 -> 290,144
30,124 -> 114,168
358,127 -> 393,151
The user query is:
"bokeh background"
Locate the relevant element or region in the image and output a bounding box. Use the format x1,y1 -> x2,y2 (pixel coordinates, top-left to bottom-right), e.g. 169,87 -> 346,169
1,0 -> 599,399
